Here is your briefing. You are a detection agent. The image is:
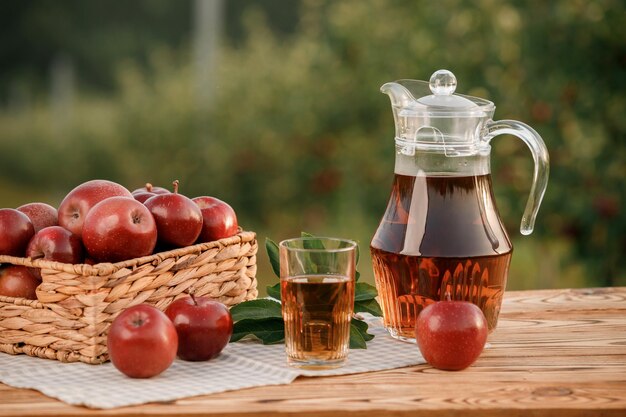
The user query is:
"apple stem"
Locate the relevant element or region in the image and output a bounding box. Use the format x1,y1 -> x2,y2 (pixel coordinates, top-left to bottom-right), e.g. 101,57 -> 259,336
190,293 -> 198,306
444,291 -> 452,302
173,180 -> 179,194
145,183 -> 153,192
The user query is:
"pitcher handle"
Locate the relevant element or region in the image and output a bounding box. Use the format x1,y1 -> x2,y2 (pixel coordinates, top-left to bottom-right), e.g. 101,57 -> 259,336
483,120 -> 549,235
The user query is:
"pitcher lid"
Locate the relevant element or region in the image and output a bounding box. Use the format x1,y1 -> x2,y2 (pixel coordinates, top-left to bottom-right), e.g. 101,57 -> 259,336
381,70 -> 497,155
418,70 -> 479,109
382,69 -> 494,117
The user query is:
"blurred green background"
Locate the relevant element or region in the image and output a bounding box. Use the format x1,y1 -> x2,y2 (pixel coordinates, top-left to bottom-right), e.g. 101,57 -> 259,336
1,0 -> 624,292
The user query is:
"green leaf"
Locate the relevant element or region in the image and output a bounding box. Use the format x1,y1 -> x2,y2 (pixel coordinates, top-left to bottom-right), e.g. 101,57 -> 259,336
230,299 -> 282,322
299,232 -> 324,273
265,238 -> 280,277
300,232 -> 325,249
349,322 -> 367,349
266,282 -> 281,301
351,318 -> 375,341
354,282 -> 378,301
302,239 -> 325,250
230,318 -> 285,344
354,298 -> 383,316
355,270 -> 361,282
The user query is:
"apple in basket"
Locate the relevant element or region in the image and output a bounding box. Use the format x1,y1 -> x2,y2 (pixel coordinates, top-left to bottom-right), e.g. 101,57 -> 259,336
0,208 -> 35,257
26,226 -> 84,279
0,265 -> 40,299
82,197 -> 157,263
165,295 -> 233,361
132,183 -> 170,204
131,190 -> 156,204
17,202 -> 58,233
192,196 -> 239,242
107,304 -> 178,378
144,180 -> 203,248
415,294 -> 488,371
58,179 -> 133,238
132,183 -> 171,196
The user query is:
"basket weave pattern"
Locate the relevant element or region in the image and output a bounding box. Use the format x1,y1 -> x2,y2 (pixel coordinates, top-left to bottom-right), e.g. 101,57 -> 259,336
0,231 -> 258,364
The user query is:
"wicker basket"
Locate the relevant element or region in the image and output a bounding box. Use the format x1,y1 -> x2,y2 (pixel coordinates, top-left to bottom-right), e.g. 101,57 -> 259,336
0,231 -> 258,364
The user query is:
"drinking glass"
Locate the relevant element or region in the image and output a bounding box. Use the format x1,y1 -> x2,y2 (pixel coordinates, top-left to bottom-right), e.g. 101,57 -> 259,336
279,237 -> 357,369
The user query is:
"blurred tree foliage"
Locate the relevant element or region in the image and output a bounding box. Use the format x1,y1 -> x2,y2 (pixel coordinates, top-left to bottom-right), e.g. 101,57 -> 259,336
0,0 -> 192,96
0,0 -> 299,98
0,0 -> 624,288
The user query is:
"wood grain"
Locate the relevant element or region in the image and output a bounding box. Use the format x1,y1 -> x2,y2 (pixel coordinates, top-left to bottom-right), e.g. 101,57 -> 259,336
1,287 -> 625,417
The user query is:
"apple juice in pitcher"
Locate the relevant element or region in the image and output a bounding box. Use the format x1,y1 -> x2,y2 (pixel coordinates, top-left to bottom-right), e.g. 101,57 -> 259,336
371,173 -> 512,339
371,70 -> 549,341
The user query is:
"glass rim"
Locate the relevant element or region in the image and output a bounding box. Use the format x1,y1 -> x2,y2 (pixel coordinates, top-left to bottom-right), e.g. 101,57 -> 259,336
279,236 -> 358,253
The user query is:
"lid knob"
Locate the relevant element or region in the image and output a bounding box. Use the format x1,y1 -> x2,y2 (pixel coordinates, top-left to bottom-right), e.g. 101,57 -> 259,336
429,69 -> 457,96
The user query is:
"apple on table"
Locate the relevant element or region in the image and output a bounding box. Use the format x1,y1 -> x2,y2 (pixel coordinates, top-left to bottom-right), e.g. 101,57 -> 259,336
416,294 -> 488,371
107,304 -> 178,378
107,296 -> 233,378
165,294 -> 233,361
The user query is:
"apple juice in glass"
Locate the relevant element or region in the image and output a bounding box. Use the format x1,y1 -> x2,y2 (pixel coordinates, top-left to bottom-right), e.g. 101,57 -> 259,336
279,237 -> 356,369
371,70 -> 549,341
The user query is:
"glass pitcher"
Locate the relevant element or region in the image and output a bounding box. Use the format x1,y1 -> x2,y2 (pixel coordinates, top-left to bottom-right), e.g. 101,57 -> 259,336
370,70 -> 549,341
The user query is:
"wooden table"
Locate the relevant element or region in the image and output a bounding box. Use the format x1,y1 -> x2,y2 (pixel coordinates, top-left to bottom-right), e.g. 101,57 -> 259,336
1,287 -> 625,416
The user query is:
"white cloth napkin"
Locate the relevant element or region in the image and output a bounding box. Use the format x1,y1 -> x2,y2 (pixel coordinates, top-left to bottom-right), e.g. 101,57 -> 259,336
0,317 -> 425,409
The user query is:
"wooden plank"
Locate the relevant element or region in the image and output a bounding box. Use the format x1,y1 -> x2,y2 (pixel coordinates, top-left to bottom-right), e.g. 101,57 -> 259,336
0,287 -> 625,417
500,287 -> 626,313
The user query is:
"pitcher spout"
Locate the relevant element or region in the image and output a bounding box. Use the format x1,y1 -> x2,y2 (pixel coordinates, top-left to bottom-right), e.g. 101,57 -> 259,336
380,82 -> 415,108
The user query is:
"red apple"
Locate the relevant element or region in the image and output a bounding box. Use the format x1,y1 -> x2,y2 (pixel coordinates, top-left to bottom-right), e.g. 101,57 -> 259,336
0,209 -> 35,256
132,183 -> 170,196
192,196 -> 238,243
17,203 -> 58,233
0,265 -> 39,299
26,226 -> 84,279
82,197 -> 157,263
58,179 -> 133,238
132,191 -> 156,204
416,295 -> 488,371
144,180 -> 203,248
107,304 -> 178,378
165,295 -> 233,361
